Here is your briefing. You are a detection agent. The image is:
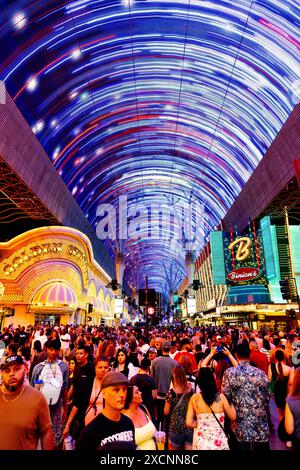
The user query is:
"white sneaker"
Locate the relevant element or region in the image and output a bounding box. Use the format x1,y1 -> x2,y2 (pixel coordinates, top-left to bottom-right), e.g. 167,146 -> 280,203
286,441 -> 292,448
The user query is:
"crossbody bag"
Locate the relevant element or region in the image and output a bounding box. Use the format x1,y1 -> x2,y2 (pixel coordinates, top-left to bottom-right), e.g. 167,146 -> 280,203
208,404 -> 238,450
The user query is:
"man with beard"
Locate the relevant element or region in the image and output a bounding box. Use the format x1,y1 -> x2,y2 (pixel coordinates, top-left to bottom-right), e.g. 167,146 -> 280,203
0,355 -> 53,449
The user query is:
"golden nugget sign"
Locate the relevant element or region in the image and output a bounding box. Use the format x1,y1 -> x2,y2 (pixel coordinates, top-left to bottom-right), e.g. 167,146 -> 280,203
3,242 -> 88,276
228,237 -> 252,261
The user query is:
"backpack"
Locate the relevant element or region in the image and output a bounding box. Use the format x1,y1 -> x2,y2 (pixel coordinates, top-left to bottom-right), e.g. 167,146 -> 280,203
39,360 -> 64,406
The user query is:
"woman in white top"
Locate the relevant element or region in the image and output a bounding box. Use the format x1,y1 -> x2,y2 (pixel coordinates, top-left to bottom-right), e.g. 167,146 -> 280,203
186,367 -> 236,450
122,385 -> 157,450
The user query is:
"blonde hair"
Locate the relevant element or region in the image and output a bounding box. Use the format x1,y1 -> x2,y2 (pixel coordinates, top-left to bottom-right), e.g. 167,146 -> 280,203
173,365 -> 189,393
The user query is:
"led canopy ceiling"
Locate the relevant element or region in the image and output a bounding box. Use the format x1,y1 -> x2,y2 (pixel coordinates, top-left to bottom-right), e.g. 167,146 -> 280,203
0,0 -> 299,297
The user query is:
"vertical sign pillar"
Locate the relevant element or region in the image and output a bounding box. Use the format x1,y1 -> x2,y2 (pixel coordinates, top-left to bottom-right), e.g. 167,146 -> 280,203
145,276 -> 149,325
115,252 -> 125,324
185,251 -> 195,318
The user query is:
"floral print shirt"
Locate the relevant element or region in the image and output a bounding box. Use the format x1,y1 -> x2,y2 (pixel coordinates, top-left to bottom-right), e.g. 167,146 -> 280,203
222,361 -> 270,442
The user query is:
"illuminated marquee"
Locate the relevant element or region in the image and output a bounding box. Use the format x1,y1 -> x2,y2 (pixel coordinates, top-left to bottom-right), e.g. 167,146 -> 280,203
3,242 -> 88,278
211,224 -> 267,286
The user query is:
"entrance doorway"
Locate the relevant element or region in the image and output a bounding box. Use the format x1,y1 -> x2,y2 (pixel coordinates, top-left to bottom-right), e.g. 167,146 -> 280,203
34,313 -> 61,326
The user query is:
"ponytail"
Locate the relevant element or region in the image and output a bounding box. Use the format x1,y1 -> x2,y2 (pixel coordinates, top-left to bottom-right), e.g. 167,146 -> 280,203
275,349 -> 285,376
277,359 -> 283,377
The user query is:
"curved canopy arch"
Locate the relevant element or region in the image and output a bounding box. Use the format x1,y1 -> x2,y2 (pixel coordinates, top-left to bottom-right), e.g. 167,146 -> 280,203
0,0 -> 298,294
32,281 -> 77,306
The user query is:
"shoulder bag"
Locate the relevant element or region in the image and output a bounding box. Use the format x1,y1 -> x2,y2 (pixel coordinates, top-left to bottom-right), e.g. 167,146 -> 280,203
84,387 -> 102,420
208,404 -> 238,450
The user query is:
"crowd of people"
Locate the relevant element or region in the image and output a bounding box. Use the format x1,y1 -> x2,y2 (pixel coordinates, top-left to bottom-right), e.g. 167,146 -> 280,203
0,321 -> 300,451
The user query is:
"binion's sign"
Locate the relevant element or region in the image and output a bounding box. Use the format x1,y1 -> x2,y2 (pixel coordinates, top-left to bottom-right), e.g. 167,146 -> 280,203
227,267 -> 260,282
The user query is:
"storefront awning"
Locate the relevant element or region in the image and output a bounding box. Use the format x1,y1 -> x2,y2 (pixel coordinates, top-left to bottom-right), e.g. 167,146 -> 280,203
32,281 -> 77,307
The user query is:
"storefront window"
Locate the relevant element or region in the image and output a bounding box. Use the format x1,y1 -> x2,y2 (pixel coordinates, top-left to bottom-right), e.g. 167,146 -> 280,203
34,313 -> 61,326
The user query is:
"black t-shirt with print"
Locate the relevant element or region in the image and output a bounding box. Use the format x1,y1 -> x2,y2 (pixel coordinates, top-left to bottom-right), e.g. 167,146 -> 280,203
18,332 -> 28,346
76,413 -> 136,450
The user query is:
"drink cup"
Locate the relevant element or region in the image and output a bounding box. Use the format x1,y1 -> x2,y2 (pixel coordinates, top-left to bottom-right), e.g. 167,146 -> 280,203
34,379 -> 43,391
155,430 -> 166,450
64,435 -> 74,450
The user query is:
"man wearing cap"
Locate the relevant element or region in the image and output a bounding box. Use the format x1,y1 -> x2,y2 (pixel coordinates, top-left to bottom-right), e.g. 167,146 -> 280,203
0,355 -> 53,450
76,371 -> 136,450
213,334 -> 223,347
147,346 -> 158,365
30,339 -> 69,449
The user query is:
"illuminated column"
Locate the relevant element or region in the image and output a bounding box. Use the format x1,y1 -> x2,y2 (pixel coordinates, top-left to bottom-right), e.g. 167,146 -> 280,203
185,251 -> 195,294
115,252 -> 125,324
132,287 -> 138,304
186,250 -> 196,322
115,252 -> 125,295
0,282 -> 5,331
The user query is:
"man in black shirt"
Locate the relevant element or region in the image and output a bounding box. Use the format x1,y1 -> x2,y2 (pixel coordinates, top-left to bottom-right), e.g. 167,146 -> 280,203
18,326 -> 28,346
1,328 -> 13,347
130,358 -> 157,416
73,344 -> 94,391
76,371 -> 136,450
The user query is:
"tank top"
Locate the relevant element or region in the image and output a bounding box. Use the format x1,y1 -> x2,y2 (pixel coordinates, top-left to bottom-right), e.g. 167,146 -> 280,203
134,414 -> 157,450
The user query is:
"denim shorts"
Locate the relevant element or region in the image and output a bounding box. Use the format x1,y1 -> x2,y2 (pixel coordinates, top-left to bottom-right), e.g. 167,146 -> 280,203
169,431 -> 193,447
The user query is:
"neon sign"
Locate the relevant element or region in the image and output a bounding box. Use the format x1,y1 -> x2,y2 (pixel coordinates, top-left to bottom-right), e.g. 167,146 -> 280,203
3,242 -> 88,276
227,267 -> 260,282
228,237 -> 252,261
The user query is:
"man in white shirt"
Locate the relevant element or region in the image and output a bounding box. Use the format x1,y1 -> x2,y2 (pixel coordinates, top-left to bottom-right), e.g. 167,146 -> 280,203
34,328 -> 48,349
60,328 -> 71,357
137,336 -> 150,363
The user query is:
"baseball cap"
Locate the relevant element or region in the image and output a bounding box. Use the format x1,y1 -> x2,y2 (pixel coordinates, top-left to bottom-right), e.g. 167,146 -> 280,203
148,347 -> 157,353
1,355 -> 25,370
216,335 -> 222,340
162,340 -> 171,350
101,371 -> 129,390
